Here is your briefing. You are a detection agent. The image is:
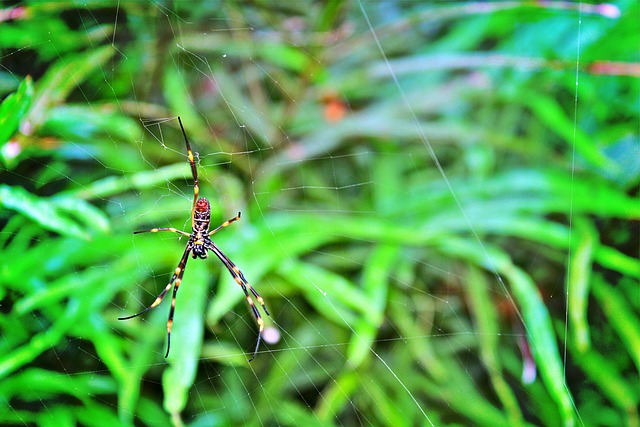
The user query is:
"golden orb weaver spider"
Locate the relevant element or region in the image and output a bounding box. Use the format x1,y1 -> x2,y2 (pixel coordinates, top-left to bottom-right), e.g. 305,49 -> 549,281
119,117 -> 270,361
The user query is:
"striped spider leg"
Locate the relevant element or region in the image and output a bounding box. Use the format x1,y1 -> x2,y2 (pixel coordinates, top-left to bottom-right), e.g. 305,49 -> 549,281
119,117 -> 270,360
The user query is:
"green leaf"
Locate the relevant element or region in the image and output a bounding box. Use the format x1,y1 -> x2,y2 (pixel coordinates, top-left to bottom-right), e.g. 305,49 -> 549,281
315,369 -> 360,422
274,401 -> 338,427
0,301 -> 81,381
346,244 -> 398,368
0,76 -> 33,166
466,266 -> 525,426
259,43 -> 310,73
567,219 -> 596,353
437,238 -> 577,426
521,91 -> 615,172
0,184 -> 109,239
0,367 -> 115,403
591,275 -> 640,371
63,162 -> 190,200
278,259 -> 376,327
28,46 -> 115,128
0,75 -> 33,143
75,401 -> 127,427
43,105 -> 139,144
163,262 -> 209,415
571,342 -> 639,416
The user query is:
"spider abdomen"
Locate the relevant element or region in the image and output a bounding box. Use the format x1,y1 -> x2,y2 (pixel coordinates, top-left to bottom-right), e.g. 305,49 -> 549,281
195,197 -> 210,212
193,197 -> 211,233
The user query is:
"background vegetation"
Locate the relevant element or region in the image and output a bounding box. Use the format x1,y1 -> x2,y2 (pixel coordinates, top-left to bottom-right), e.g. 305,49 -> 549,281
1,1 -> 638,426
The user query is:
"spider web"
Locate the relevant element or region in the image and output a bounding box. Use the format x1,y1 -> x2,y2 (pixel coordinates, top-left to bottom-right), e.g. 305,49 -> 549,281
1,2 -> 637,427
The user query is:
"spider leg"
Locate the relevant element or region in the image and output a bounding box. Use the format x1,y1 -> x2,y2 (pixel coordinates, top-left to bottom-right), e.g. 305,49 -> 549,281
206,241 -> 269,361
165,252 -> 190,358
134,227 -> 191,236
177,116 -> 200,229
119,244 -> 192,358
208,212 -> 241,236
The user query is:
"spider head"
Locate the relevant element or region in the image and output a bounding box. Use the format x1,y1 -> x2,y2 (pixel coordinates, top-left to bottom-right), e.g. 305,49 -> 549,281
192,242 -> 209,259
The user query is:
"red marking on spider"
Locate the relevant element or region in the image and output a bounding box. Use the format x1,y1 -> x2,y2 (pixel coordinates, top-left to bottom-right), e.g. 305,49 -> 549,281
195,197 -> 210,212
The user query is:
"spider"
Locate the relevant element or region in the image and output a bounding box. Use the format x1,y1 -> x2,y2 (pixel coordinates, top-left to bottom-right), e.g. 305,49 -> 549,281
119,117 -> 270,361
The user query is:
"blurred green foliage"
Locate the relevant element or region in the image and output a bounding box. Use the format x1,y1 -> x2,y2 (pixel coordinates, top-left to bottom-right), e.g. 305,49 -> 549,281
0,1 -> 638,426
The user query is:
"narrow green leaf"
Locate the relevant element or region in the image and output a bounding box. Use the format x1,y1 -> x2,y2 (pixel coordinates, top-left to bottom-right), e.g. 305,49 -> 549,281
259,43 -> 310,73
75,402 -> 127,427
163,262 -> 209,415
0,301 -> 81,381
365,374 -> 414,427
437,238 -> 577,426
279,260 -> 376,326
201,342 -> 250,366
567,218 -> 596,353
204,67 -> 279,145
85,315 -> 139,426
0,184 -> 109,239
0,368 -> 115,403
388,351 -> 513,427
523,92 -> 614,171
43,105 -> 139,143
316,369 -> 360,422
37,406 -> 75,427
28,45 -> 115,128
591,275 -> 640,371
346,244 -> 398,368
387,287 -> 449,383
572,343 -> 638,415
273,401 -> 337,427
466,266 -> 525,426
64,162 -> 190,200
594,245 -> 640,279
0,75 -> 33,145
383,168 -> 640,221
502,265 -> 576,427
206,221 -> 337,326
